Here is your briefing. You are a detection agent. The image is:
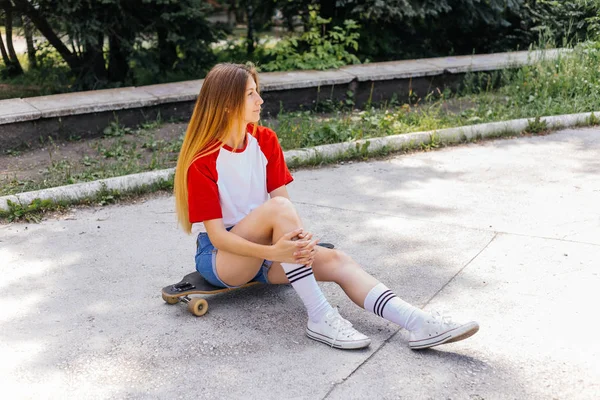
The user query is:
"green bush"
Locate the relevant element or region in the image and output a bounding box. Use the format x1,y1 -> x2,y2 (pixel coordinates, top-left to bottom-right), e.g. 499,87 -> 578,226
519,0 -> 600,45
282,0 -> 599,62
260,8 -> 360,72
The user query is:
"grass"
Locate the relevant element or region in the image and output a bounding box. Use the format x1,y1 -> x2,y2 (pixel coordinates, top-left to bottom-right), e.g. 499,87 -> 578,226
0,179 -> 174,223
2,41 -> 600,222
269,41 -> 600,149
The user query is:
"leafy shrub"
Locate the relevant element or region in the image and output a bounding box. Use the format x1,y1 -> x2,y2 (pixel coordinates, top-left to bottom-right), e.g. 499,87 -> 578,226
260,8 -> 360,72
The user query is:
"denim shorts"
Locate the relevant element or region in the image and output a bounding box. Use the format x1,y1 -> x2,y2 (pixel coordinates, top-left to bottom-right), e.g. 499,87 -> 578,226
195,227 -> 272,288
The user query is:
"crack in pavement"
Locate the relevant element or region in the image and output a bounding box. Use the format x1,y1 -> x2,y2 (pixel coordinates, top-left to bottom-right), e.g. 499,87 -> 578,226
321,233 -> 499,399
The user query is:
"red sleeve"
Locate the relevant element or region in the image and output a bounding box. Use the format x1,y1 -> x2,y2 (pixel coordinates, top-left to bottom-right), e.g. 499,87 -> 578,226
187,154 -> 222,223
254,125 -> 294,193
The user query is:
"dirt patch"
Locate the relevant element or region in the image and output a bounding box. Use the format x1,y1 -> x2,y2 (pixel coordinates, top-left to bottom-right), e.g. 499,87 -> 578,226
0,121 -> 188,195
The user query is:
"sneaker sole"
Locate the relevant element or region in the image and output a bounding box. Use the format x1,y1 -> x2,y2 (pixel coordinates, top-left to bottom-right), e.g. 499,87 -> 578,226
409,321 -> 479,350
306,327 -> 371,350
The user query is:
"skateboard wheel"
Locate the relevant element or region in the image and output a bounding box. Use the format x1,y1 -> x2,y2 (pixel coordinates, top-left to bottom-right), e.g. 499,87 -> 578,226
162,292 -> 179,305
188,298 -> 208,316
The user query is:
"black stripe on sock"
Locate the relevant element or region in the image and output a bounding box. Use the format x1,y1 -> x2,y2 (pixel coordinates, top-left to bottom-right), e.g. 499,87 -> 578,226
373,289 -> 392,315
374,291 -> 395,317
288,270 -> 314,284
379,295 -> 397,319
286,267 -> 310,280
285,266 -> 306,276
377,293 -> 395,317
288,271 -> 312,282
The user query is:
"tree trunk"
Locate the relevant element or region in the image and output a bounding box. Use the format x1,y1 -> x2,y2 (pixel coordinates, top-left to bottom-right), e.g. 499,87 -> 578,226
81,32 -> 107,85
286,13 -> 295,32
3,1 -> 24,74
157,26 -> 177,74
227,0 -> 236,27
246,3 -> 254,55
22,15 -> 37,69
0,32 -> 10,66
235,1 -> 244,24
107,31 -> 129,83
11,0 -> 82,72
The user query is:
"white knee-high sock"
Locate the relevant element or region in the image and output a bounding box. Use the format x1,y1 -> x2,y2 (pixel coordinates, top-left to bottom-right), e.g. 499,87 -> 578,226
363,283 -> 428,331
282,263 -> 332,323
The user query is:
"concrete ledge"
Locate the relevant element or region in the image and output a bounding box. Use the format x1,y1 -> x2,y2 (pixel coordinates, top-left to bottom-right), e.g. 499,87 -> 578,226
424,49 -> 567,74
1,110 -> 596,212
25,87 -> 161,118
0,98 -> 42,124
0,49 -> 568,150
340,59 -> 444,81
260,69 -> 356,90
338,49 -> 569,81
142,80 -> 203,104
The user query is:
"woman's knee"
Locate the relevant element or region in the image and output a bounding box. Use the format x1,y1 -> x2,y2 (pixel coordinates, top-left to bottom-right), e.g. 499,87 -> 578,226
317,249 -> 361,281
331,249 -> 358,264
265,196 -> 297,220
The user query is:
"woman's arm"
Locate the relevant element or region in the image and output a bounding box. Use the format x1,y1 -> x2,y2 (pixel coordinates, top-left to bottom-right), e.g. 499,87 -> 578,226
269,185 -> 290,200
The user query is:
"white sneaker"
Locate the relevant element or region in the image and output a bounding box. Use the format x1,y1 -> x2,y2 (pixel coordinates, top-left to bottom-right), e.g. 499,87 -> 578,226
409,311 -> 479,350
306,308 -> 371,349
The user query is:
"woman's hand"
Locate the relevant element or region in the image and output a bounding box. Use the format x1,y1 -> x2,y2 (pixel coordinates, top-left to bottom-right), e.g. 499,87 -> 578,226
270,228 -> 319,266
293,230 -> 319,266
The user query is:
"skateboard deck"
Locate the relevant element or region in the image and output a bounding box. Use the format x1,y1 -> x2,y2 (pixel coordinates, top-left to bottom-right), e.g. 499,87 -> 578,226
161,272 -> 260,316
162,242 -> 335,316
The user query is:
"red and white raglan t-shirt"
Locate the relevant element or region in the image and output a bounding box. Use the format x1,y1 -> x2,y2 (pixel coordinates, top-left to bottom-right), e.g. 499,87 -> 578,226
187,124 -> 293,232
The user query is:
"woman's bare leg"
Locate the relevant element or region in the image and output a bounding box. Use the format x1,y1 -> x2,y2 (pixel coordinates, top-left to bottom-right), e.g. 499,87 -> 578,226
267,247 -> 379,307
268,247 -> 428,329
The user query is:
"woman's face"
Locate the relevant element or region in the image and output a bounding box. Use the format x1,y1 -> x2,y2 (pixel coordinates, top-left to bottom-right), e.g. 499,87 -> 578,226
243,76 -> 264,123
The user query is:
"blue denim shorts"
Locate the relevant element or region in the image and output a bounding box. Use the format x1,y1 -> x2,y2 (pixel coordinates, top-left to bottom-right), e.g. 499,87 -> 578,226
195,227 -> 272,288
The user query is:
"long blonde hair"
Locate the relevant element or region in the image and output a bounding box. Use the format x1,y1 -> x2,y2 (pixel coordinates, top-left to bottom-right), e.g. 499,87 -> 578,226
174,63 -> 259,233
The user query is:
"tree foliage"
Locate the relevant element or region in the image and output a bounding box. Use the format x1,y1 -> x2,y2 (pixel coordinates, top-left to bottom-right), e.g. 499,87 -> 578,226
276,0 -> 600,60
1,0 -> 598,91
8,0 -> 223,89
261,8 -> 360,71
518,0 -> 600,45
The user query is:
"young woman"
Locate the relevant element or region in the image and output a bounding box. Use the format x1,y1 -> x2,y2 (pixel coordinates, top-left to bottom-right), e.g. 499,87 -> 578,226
174,63 -> 479,350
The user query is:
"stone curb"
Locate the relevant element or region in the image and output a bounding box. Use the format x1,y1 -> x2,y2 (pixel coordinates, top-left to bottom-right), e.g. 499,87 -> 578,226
284,111 -> 597,161
0,111 -> 597,212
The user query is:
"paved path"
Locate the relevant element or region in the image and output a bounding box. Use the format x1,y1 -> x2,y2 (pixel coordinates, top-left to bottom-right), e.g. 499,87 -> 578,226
1,128 -> 599,399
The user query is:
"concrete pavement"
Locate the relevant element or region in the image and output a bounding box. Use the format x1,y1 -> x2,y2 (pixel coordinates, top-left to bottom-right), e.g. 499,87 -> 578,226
1,127 -> 599,399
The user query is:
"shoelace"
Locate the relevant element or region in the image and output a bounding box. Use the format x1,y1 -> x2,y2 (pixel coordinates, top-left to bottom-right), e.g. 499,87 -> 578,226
430,310 -> 455,327
329,308 -> 355,348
